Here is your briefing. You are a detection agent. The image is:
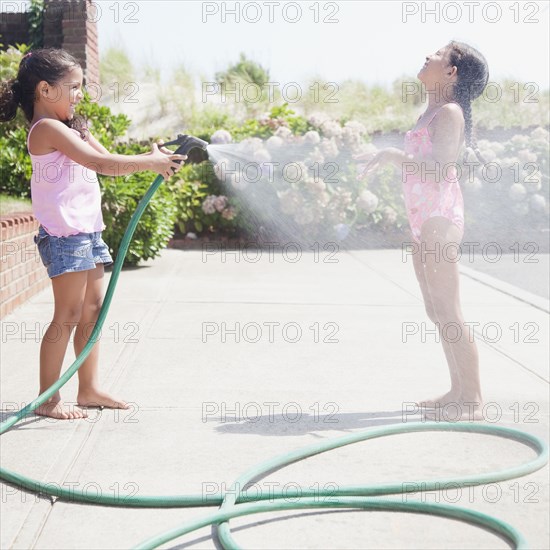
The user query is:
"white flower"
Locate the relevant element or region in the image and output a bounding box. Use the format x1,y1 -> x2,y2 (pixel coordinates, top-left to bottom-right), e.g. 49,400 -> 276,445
511,202 -> 529,216
531,137 -> 549,150
258,113 -> 270,125
531,127 -> 549,141
306,148 -> 325,165
508,183 -> 527,202
312,178 -> 326,192
210,129 -> 232,144
307,113 -> 328,128
303,130 -> 321,145
523,173 -> 541,193
356,190 -> 378,213
315,191 -> 330,207
303,175 -> 324,192
288,162 -> 308,183
239,137 -> 263,153
510,135 -> 530,149
481,163 -> 501,182
499,157 -> 516,170
381,206 -> 397,225
320,137 -> 339,158
342,126 -> 362,149
491,142 -> 505,155
214,195 -> 228,212
274,126 -> 292,140
320,119 -> 342,138
221,206 -> 237,220
266,136 -> 284,151
517,149 -> 537,163
479,148 -> 497,162
529,194 -> 546,213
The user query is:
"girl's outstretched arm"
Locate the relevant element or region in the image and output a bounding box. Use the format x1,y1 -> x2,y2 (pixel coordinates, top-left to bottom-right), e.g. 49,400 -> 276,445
33,119 -> 186,179
87,132 -> 172,160
86,131 -> 110,155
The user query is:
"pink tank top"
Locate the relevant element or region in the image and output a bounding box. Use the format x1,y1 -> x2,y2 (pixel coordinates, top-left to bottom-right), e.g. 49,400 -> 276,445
27,118 -> 105,237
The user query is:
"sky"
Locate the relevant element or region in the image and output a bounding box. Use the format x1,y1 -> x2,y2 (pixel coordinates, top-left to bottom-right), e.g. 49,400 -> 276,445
3,1 -> 549,88
96,0 -> 549,88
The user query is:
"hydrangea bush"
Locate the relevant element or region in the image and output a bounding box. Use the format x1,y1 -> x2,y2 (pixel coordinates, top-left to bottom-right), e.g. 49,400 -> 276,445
170,104 -> 548,244
461,127 -> 549,235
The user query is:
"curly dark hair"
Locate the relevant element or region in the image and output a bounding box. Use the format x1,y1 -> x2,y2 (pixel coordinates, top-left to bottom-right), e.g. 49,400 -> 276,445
0,48 -> 89,140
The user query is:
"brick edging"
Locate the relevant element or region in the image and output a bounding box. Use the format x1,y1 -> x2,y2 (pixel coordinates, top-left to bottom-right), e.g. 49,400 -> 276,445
0,212 -> 50,318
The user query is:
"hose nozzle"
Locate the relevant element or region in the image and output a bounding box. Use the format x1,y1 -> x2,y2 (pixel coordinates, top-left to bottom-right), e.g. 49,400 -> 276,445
161,134 -> 209,157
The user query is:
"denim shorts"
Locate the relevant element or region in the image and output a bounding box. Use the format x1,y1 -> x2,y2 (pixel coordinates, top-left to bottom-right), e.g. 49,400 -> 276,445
34,225 -> 114,278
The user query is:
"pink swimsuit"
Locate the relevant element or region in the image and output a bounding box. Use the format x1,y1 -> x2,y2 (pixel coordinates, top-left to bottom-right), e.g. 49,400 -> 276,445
402,108 -> 464,243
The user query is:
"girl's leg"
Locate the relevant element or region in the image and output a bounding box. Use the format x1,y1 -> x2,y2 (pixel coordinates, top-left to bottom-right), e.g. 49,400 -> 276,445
418,216 -> 483,420
75,264 -> 128,409
36,271 -> 89,420
411,246 -> 461,407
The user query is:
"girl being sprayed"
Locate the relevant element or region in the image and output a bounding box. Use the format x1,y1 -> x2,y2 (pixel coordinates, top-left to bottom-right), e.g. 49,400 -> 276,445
356,41 -> 489,421
0,48 -> 187,420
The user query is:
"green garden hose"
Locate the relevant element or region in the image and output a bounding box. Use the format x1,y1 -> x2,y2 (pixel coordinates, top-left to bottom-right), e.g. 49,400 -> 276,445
1,166 -> 548,550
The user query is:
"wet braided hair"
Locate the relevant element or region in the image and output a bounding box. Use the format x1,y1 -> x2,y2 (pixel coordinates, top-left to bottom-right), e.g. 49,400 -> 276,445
445,41 -> 489,164
0,48 -> 88,140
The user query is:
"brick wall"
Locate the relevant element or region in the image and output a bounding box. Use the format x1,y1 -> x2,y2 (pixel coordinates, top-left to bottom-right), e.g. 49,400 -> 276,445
43,0 -> 64,48
0,11 -> 29,46
0,214 -> 49,318
59,0 -> 100,87
1,0 -> 99,88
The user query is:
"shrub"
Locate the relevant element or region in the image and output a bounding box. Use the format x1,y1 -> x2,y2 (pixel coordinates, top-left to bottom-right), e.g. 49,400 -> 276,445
0,46 -> 33,197
167,161 -> 239,236
101,170 -> 177,266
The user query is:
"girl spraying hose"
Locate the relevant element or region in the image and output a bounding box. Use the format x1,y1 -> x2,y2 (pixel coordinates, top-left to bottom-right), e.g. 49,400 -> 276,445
355,41 -> 489,421
0,48 -> 187,420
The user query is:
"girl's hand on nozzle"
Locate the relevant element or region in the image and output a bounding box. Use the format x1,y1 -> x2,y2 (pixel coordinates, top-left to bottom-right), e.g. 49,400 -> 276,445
149,140 -> 187,180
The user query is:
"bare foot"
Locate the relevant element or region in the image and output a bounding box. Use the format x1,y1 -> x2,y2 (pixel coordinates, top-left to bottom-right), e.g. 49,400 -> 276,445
415,390 -> 460,409
424,401 -> 484,422
35,400 -> 88,420
77,389 -> 130,409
